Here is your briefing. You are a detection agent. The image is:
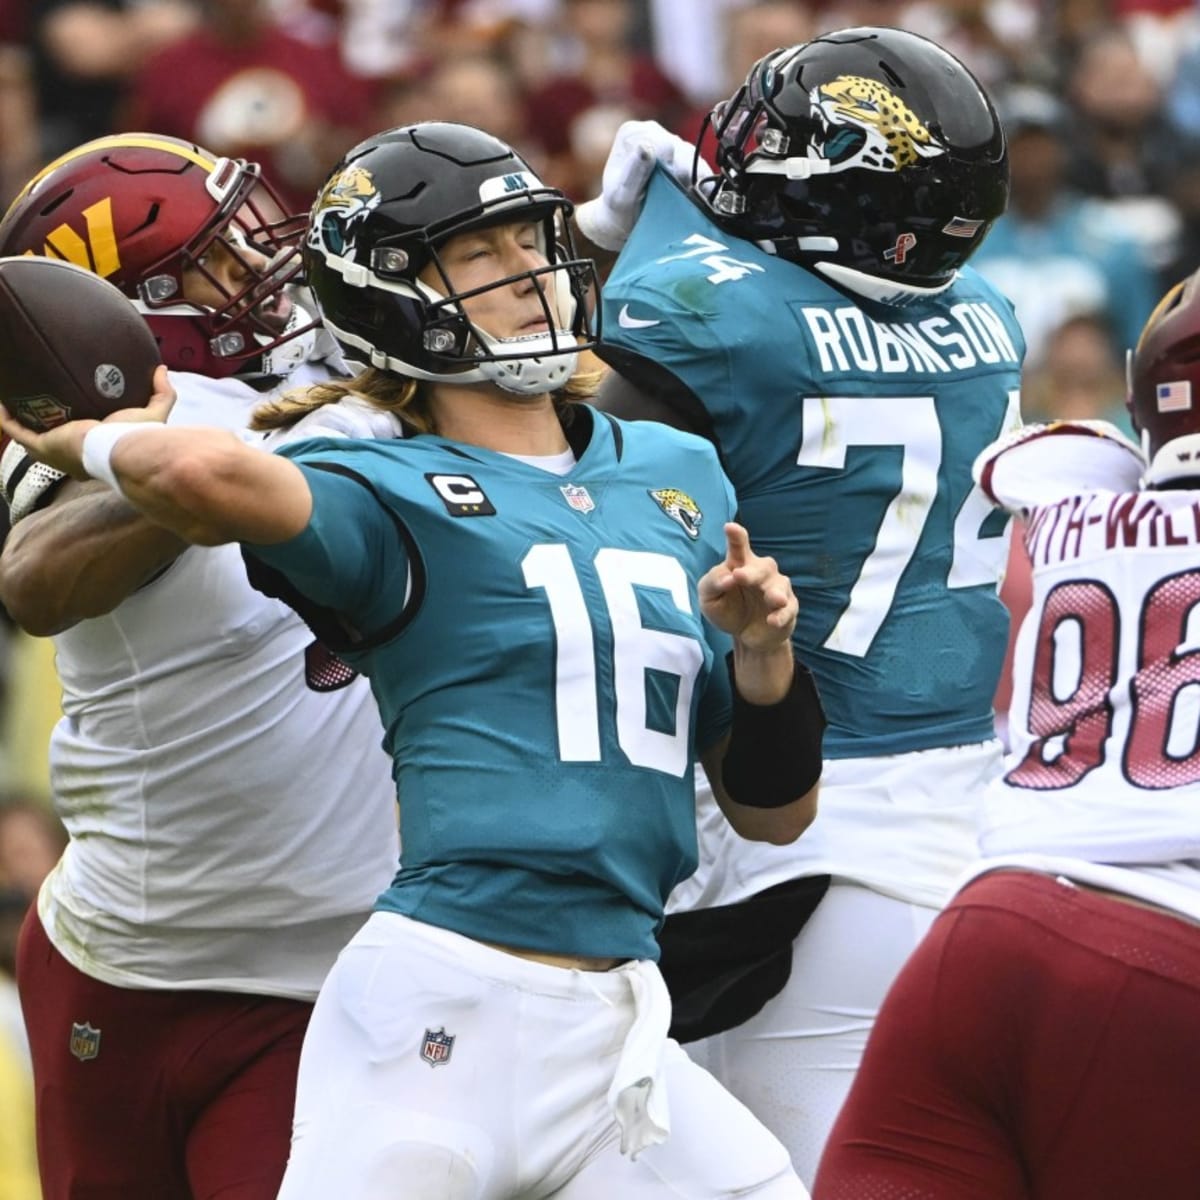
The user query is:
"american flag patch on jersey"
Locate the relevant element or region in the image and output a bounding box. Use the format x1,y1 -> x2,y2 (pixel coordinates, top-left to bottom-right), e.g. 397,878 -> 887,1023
942,216 -> 983,238
1157,380 -> 1192,412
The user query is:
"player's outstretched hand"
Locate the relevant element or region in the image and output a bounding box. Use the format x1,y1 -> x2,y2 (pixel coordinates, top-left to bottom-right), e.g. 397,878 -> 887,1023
575,119 -> 710,252
0,365 -> 176,480
700,522 -> 798,652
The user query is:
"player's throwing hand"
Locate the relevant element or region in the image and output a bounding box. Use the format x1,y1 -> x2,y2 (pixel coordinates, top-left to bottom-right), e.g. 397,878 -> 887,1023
1,365 -> 176,480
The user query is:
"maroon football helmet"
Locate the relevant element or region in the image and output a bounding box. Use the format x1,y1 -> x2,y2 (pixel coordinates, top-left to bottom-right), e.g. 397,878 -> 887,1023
1128,270 -> 1200,486
0,133 -> 317,378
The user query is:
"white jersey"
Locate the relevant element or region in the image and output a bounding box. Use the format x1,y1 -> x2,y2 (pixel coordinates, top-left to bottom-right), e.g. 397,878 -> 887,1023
965,422 -> 1200,922
39,365 -> 401,999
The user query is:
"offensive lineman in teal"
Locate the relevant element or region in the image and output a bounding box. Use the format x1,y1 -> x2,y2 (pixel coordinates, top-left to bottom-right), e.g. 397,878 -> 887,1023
2,124 -> 822,1198
575,28 -> 1023,1185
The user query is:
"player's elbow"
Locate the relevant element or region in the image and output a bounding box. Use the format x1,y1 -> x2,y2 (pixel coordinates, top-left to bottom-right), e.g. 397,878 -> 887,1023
0,576 -> 62,636
0,540 -> 68,635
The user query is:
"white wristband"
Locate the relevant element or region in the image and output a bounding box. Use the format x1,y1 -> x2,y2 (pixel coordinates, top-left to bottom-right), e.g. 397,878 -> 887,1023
80,423 -> 151,493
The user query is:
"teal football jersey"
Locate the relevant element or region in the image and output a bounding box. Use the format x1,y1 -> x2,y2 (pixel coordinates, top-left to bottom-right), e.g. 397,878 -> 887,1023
247,407 -> 737,961
602,168 -> 1025,759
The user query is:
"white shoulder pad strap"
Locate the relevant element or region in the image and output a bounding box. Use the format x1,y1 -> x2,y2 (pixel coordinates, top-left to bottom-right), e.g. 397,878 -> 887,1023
0,439 -> 67,524
973,421 -> 1145,514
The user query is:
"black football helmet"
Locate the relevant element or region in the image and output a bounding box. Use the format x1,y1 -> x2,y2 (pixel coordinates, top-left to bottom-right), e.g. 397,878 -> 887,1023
0,133 -> 317,378
700,27 -> 1009,300
304,122 -> 599,395
1128,270 -> 1200,486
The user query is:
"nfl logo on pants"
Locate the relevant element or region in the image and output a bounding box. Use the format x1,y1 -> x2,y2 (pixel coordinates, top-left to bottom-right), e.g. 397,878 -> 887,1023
69,1022 -> 101,1062
421,1027 -> 454,1067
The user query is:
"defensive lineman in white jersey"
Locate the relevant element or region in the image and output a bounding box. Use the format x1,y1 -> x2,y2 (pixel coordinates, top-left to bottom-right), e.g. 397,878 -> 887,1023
815,269 -> 1200,1199
0,133 -> 399,1200
39,364 -> 401,996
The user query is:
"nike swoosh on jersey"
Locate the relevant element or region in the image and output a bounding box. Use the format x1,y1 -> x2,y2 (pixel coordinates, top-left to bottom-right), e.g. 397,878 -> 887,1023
617,304 -> 662,329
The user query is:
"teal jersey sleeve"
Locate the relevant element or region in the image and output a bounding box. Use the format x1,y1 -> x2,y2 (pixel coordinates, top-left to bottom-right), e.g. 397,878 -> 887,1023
695,621 -> 734,754
603,169 -> 1026,758
243,440 -> 412,637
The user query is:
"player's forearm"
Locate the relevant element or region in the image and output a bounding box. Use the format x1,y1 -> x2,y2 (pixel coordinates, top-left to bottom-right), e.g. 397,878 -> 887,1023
729,640 -> 796,705
702,740 -> 818,845
105,426 -> 314,547
0,478 -> 186,634
705,650 -> 826,844
1,416 -> 315,550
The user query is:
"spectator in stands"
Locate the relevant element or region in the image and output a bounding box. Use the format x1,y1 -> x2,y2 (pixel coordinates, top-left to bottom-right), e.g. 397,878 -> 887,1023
1023,312 -> 1131,428
523,0 -> 685,185
122,0 -> 375,211
1067,23 -> 1175,202
0,882 -> 37,1200
972,82 -> 1159,364
30,0 -> 196,159
381,51 -> 534,161
0,0 -> 35,206
0,797 -> 57,1200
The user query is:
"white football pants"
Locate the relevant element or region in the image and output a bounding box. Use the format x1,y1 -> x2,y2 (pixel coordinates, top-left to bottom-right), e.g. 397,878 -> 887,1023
277,911 -> 809,1199
688,881 -> 937,1187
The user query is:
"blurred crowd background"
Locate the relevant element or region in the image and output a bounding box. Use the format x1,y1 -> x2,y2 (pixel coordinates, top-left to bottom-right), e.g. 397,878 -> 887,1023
0,0 -> 1194,1192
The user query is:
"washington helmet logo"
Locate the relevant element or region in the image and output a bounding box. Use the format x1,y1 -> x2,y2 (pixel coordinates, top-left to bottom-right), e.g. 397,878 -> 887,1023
650,488 -> 703,539
421,1027 -> 455,1067
69,1021 -> 101,1062
309,165 -> 381,257
809,76 -> 946,174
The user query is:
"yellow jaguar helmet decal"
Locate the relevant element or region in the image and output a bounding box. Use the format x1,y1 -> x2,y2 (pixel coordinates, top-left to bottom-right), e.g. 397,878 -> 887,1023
309,165 -> 381,257
811,75 -> 946,173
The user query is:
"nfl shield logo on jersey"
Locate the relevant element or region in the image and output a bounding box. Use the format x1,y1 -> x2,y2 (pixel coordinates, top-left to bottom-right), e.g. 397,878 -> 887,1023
69,1021 -> 101,1062
421,1027 -> 455,1067
560,483 -> 594,513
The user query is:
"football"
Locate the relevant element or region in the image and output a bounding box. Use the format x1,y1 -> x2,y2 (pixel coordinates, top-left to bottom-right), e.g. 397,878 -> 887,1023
0,256 -> 162,431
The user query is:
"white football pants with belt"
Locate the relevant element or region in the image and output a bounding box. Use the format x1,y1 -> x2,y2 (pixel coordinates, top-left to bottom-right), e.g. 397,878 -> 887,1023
276,911 -> 809,1199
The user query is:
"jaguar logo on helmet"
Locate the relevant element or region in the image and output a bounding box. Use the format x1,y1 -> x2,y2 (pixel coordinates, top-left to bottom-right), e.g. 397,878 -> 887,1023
810,75 -> 947,174
310,165 -> 381,257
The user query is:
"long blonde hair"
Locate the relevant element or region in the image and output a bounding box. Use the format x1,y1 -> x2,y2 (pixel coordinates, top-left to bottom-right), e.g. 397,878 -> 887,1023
251,359 -> 606,436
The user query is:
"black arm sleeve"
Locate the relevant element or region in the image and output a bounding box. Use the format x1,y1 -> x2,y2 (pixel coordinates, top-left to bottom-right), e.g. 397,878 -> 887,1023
721,653 -> 826,808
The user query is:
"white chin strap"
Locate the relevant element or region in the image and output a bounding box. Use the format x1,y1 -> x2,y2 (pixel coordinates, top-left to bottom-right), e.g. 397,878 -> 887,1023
410,270 -> 582,396
814,260 -> 958,307
332,320 -> 581,397
1144,434 -> 1200,487
471,328 -> 580,396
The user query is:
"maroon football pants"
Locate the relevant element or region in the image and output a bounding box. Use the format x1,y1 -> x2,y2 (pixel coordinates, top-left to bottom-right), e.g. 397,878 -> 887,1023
17,908 -> 312,1200
814,869 -> 1200,1200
